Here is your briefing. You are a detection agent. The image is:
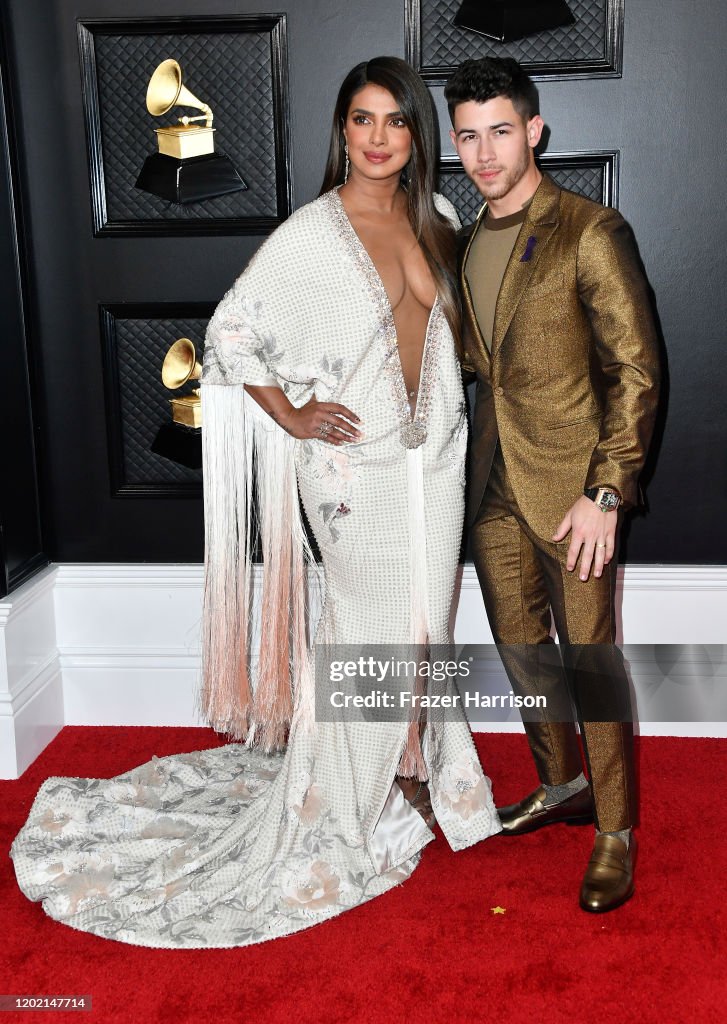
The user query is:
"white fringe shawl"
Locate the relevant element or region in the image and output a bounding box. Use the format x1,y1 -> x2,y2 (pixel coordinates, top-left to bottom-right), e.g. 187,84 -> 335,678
199,384 -> 316,750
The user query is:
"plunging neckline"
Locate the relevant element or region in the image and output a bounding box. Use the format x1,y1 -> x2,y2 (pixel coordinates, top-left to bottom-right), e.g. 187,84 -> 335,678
330,186 -> 438,427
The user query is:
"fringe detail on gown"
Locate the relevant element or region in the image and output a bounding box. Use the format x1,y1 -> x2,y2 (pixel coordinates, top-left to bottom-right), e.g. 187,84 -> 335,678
200,385 -> 316,750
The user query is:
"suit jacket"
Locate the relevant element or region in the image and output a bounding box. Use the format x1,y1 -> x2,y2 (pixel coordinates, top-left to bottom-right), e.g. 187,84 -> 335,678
459,173 -> 660,537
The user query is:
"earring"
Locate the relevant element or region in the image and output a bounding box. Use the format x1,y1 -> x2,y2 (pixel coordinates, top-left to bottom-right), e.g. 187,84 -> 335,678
344,142 -> 350,184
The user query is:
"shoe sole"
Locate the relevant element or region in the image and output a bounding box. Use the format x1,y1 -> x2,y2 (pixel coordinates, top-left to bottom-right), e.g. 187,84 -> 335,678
498,812 -> 594,836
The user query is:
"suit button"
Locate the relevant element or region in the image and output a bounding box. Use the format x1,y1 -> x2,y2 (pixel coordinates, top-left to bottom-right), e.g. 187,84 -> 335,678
493,386 -> 504,396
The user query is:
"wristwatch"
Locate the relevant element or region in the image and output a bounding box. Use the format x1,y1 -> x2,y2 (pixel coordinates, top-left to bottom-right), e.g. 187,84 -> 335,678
584,486 -> 622,512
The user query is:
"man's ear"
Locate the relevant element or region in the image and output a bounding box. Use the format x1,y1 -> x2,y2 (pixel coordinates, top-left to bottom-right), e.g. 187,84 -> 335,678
449,128 -> 457,150
527,115 -> 544,150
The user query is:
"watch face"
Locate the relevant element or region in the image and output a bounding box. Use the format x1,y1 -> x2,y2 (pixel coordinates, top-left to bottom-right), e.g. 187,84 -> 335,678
599,491 -> 621,511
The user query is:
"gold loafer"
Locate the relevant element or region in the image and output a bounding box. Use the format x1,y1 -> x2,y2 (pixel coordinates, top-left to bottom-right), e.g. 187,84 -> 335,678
580,834 -> 635,912
497,784 -> 593,835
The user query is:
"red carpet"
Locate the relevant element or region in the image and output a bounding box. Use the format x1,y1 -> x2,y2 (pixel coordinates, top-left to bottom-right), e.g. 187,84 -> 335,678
1,728 -> 724,1024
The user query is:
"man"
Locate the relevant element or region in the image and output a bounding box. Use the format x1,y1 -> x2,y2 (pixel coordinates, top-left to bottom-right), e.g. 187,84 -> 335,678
444,57 -> 660,911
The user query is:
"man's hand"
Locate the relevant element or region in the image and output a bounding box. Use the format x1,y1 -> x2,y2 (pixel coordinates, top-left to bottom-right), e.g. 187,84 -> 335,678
552,496 -> 617,581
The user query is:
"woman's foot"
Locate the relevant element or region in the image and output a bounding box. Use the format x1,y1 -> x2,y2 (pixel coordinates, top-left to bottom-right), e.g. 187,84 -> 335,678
396,776 -> 435,828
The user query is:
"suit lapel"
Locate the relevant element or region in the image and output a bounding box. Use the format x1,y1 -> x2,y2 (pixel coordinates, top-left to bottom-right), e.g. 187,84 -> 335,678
491,175 -> 561,357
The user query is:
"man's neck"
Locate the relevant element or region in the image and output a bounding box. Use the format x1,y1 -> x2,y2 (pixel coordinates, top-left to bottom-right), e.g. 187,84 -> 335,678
487,166 -> 543,219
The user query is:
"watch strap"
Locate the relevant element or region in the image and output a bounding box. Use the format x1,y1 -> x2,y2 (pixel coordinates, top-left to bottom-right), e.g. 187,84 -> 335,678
584,486 -> 622,511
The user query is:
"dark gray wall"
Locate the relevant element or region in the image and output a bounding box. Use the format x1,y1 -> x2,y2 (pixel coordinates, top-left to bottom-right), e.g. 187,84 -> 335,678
3,0 -> 726,568
0,18 -> 46,595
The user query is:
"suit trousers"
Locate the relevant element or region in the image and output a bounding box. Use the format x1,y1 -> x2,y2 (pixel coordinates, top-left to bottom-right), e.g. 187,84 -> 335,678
470,441 -> 635,832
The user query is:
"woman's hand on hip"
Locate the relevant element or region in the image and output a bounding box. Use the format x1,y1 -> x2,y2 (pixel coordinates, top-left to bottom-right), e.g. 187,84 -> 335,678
284,396 -> 363,445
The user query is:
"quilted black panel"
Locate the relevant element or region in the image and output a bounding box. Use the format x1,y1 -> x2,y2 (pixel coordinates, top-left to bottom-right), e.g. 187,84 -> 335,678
80,19 -> 290,231
409,0 -> 623,79
546,164 -> 603,200
103,307 -> 212,493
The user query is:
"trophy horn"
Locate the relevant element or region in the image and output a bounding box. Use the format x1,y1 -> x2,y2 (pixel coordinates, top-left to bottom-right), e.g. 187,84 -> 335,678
146,59 -> 213,127
161,338 -> 202,390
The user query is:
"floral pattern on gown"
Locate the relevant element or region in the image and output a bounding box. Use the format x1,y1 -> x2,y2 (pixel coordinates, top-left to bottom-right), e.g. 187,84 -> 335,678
11,726 -> 497,948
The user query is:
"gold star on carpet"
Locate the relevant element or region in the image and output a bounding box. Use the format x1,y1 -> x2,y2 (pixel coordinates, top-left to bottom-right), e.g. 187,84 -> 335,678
491,906 -> 506,915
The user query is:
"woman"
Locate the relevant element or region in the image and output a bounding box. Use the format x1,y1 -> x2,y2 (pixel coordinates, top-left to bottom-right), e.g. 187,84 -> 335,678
10,57 -> 500,950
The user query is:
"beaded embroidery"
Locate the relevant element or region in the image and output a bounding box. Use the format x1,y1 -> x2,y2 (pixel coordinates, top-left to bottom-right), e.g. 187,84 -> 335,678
323,188 -> 442,450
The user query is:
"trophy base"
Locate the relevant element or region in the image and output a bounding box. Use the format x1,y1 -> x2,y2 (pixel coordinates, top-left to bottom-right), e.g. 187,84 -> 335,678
151,421 -> 202,470
169,394 -> 202,429
155,125 -> 216,160
135,152 -> 248,204
454,0 -> 575,43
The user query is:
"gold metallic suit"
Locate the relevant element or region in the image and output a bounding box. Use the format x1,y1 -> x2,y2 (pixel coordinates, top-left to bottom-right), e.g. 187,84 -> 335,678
460,175 -> 660,832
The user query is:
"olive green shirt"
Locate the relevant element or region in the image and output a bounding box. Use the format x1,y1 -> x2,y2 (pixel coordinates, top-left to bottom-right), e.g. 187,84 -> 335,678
465,204 -> 529,351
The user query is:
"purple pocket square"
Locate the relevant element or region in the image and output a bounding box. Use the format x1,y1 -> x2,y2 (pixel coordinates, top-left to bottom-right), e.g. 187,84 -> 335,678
520,235 -> 537,262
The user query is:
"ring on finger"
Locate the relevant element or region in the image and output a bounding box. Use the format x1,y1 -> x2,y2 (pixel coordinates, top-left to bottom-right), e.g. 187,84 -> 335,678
596,542 -> 606,548
318,421 -> 331,437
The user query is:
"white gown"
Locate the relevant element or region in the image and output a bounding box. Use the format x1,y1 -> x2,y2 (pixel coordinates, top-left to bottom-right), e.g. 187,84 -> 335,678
10,189 -> 501,948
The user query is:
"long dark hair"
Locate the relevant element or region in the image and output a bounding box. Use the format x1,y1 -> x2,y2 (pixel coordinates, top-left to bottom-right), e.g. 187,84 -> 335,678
319,56 -> 460,346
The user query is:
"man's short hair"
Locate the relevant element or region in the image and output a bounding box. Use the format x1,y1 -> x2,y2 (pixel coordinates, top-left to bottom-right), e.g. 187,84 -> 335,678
444,57 -> 540,124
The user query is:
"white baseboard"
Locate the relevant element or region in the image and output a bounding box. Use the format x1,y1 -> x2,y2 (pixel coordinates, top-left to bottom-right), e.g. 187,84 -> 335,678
54,564 -> 207,734
0,567 -> 63,778
1,563 -> 725,777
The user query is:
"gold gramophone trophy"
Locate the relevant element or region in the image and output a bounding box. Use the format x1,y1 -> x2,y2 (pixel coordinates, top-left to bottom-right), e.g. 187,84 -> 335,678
135,59 -> 247,204
161,337 -> 202,429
